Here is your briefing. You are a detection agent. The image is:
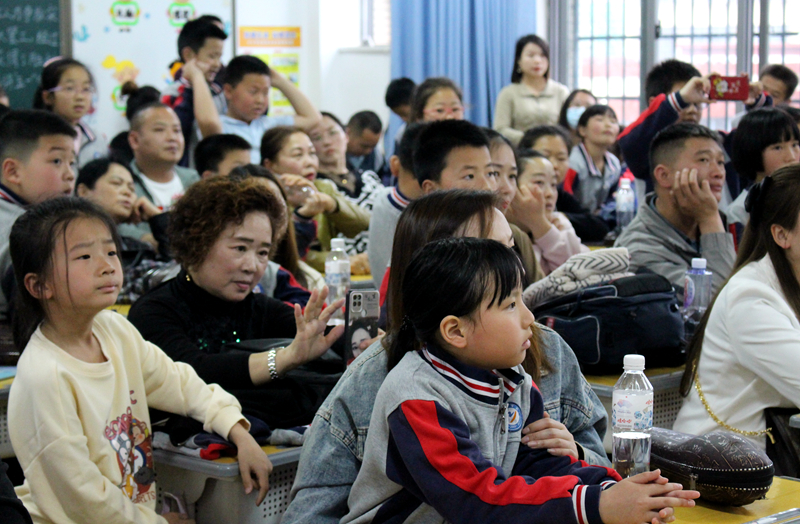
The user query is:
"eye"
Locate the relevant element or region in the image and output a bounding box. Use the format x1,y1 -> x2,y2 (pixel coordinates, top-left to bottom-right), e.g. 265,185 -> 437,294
76,254 -> 90,260
108,250 -> 118,257
258,249 -> 270,258
507,300 -> 517,310
463,173 -> 474,180
235,245 -> 247,252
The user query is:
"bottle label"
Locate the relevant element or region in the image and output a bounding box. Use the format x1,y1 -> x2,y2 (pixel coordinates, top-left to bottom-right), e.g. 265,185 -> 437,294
325,261 -> 350,286
684,275 -> 695,309
612,392 -> 653,431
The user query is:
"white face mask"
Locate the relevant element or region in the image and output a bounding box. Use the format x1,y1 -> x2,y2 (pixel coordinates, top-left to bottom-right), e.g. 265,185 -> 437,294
566,106 -> 586,128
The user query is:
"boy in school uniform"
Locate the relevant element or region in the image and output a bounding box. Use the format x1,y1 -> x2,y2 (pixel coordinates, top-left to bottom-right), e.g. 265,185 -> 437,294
194,133 -> 252,179
758,64 -> 798,107
0,110 -> 78,321
162,19 -> 228,168
219,56 -> 321,164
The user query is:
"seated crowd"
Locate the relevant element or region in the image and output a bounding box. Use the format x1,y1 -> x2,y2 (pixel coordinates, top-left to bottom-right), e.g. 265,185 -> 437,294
1,16 -> 799,524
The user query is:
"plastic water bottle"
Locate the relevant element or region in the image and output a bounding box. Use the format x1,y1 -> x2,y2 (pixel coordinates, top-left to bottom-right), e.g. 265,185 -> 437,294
612,354 -> 653,478
615,178 -> 635,233
325,238 -> 350,326
683,258 -> 713,340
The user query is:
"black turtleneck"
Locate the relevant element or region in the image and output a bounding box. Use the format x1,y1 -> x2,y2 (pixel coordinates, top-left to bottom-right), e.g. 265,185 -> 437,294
128,269 -> 296,390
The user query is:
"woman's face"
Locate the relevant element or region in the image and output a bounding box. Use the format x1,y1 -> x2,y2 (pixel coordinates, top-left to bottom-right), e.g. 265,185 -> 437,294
266,132 -> 319,180
532,135 -> 570,184
309,116 -> 347,167
189,212 -> 273,302
77,163 -> 136,223
490,142 -> 518,212
761,137 -> 800,179
518,42 -> 548,79
421,88 -> 464,122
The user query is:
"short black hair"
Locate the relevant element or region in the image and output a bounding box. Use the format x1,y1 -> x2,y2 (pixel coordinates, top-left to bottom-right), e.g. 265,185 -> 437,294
761,64 -> 799,100
321,111 -> 345,129
223,55 -> 270,88
519,125 -> 572,150
395,123 -> 428,172
576,104 -> 618,141
128,101 -> 171,131
194,134 -> 252,174
732,107 -> 800,182
645,59 -> 701,101
649,122 -> 721,175
196,14 -> 223,25
177,19 -> 227,62
76,156 -> 132,190
412,120 -> 489,185
385,77 -> 416,109
0,110 -> 77,166
347,110 -> 382,135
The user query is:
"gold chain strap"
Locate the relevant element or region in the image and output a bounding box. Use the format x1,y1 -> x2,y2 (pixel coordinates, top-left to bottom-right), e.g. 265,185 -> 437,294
694,370 -> 775,444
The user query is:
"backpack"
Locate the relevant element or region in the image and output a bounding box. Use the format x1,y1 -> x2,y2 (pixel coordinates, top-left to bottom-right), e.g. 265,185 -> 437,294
532,273 -> 686,375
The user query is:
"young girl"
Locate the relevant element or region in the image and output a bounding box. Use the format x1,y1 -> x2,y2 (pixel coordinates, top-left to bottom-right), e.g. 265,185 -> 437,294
8,198 -> 271,524
728,107 -> 800,224
565,104 -> 622,215
409,77 -> 465,123
34,57 -> 107,169
517,149 -> 589,274
342,237 -> 699,524
559,89 -> 598,145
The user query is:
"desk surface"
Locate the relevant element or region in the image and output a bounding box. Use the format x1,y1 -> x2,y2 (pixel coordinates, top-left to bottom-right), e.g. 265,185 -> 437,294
153,445 -> 301,479
675,477 -> 800,523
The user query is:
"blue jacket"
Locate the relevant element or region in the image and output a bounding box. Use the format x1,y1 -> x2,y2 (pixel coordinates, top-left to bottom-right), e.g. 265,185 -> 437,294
282,326 -> 611,523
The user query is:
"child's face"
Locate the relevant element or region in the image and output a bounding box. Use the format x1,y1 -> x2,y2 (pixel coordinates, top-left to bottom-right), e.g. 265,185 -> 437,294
761,137 -> 800,178
226,73 -> 270,124
77,163 -> 136,223
5,135 -> 76,204
578,112 -> 619,148
309,116 -> 347,167
421,88 -> 464,122
761,74 -> 789,105
46,66 -> 92,123
459,286 -> 535,370
266,132 -> 319,180
531,135 -> 570,184
130,107 -> 184,166
45,218 -> 122,314
489,143 -> 518,212
192,38 -> 225,83
425,146 -> 496,194
519,157 -> 558,218
214,148 -> 251,178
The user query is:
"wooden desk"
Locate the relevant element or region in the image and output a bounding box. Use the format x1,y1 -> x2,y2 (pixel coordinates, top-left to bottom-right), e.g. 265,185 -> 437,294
674,477 -> 800,523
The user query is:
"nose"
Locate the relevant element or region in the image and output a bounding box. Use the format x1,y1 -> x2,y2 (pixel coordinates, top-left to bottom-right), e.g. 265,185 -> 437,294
521,300 -> 535,327
99,254 -> 116,275
64,163 -> 76,182
241,251 -> 257,273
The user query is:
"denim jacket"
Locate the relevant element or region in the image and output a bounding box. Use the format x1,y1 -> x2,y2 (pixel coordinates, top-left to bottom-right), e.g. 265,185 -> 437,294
281,326 -> 610,524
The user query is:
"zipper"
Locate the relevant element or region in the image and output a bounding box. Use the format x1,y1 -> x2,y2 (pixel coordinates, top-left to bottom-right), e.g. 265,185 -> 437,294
652,454 -> 774,489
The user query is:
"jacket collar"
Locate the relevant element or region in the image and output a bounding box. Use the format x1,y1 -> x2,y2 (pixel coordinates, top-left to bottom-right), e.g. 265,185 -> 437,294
388,186 -> 411,212
419,343 -> 525,405
0,182 -> 27,206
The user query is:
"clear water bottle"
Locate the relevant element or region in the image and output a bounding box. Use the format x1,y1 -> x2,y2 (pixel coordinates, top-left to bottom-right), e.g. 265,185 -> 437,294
615,178 -> 635,233
612,354 -> 653,478
683,258 -> 713,340
325,238 -> 350,326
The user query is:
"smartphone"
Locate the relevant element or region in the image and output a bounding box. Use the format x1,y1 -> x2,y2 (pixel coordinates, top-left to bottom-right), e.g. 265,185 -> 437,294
709,75 -> 749,101
343,290 -> 380,366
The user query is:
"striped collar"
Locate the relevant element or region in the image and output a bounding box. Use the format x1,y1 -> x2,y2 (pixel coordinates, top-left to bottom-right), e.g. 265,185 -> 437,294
578,143 -> 614,179
0,182 -> 27,206
419,343 -> 525,405
76,121 -> 95,143
387,186 -> 411,212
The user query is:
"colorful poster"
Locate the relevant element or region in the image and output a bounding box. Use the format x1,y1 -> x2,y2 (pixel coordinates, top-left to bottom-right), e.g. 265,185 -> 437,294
254,52 -> 299,112
239,26 -> 301,47
238,26 -> 302,117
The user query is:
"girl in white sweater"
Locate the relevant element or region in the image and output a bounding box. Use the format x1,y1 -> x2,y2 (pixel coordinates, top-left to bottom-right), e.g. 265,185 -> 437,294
7,197 -> 271,524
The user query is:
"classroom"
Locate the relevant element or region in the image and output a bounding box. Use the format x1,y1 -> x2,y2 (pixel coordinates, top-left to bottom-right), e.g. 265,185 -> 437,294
0,0 -> 799,523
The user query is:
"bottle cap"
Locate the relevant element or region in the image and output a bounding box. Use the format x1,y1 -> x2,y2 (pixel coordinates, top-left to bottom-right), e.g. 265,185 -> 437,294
620,178 -> 631,189
691,258 -> 707,269
331,238 -> 346,250
623,354 -> 645,371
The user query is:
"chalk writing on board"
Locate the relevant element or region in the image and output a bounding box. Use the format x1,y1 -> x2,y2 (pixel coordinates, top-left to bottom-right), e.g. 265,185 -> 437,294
0,6 -> 59,23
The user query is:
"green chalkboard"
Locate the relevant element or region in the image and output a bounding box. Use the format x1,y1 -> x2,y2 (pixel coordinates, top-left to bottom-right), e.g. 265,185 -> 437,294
0,1 -> 64,109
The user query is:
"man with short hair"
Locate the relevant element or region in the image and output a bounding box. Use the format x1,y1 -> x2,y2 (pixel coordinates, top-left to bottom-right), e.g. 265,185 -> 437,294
345,110 -> 384,175
615,122 -> 735,298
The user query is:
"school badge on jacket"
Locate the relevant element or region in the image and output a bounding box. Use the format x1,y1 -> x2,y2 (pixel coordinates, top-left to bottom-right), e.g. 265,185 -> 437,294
507,402 -> 524,432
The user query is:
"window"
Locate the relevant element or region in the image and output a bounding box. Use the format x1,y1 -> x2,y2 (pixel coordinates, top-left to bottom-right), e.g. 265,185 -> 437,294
753,0 -> 800,105
361,0 -> 391,47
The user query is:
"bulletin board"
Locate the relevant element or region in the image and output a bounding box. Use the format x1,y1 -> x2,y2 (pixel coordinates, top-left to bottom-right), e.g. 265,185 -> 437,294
71,0 -> 235,143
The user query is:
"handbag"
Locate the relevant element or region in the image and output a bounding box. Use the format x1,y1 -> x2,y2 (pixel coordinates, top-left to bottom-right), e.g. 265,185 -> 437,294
650,427 -> 774,506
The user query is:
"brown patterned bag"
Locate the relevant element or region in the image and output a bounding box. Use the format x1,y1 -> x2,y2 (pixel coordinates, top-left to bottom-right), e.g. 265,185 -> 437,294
650,427 -> 774,506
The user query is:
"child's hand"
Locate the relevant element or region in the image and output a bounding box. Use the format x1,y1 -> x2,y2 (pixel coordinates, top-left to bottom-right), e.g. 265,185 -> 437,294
163,512 -> 195,524
599,469 -> 700,524
507,184 -> 552,240
520,412 -> 578,459
228,422 -> 273,506
678,75 -> 712,105
181,58 -> 211,87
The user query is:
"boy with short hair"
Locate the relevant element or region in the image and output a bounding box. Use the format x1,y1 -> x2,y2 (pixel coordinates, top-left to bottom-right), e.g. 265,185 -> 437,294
615,122 -> 735,298
194,133 -> 252,179
220,56 -> 321,163
760,64 -> 799,106
162,19 -> 228,167
345,110 -> 384,175
0,109 -> 77,320
385,78 -> 416,123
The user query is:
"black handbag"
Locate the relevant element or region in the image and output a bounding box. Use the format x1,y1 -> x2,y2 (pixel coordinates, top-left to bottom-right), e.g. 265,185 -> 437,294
650,427 -> 774,506
532,274 -> 686,374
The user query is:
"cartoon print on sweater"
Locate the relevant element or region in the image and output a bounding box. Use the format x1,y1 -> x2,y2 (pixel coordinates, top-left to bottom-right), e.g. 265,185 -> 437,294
104,393 -> 155,504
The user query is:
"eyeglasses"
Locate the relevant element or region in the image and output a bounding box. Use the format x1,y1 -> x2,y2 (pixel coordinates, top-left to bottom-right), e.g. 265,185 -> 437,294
48,85 -> 95,97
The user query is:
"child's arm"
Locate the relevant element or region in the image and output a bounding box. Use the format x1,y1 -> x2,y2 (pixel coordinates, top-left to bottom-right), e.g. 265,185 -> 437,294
532,213 -> 590,275
269,69 -> 321,131
181,59 -> 223,138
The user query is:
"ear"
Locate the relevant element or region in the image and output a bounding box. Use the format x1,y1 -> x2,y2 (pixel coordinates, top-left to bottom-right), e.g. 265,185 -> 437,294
180,46 -> 196,64
439,315 -> 469,349
223,83 -> 233,100
652,164 -> 674,190
262,158 -> 274,171
75,183 -> 91,197
421,179 -> 438,194
128,130 -> 140,151
2,157 -> 22,186
389,155 -> 401,178
772,224 -> 792,249
41,89 -> 55,108
23,273 -> 53,301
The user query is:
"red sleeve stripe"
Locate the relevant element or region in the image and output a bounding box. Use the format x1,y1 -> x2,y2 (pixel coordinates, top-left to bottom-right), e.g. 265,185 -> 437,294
600,480 -> 617,490
572,484 -> 590,524
666,92 -> 681,113
401,400 -> 581,505
379,267 -> 391,306
617,93 -> 667,140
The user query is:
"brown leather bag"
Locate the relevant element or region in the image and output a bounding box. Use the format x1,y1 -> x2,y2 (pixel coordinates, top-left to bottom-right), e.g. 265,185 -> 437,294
650,427 -> 774,506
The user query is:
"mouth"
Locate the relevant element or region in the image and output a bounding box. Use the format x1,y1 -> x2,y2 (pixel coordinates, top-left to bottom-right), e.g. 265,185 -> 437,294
303,172 -> 316,180
120,200 -> 133,209
501,200 -> 511,210
522,339 -> 531,350
233,281 -> 252,292
545,204 -> 555,211
98,283 -> 119,293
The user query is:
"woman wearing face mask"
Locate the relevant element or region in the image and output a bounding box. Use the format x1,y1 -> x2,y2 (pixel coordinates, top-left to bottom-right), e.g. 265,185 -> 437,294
493,35 -> 570,146
558,89 -> 597,146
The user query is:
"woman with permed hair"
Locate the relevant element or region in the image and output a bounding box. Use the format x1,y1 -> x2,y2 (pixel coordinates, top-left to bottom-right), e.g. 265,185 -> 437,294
128,176 -> 345,429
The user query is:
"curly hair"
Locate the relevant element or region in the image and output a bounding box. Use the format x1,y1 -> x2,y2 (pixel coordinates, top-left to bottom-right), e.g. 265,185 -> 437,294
169,176 -> 288,270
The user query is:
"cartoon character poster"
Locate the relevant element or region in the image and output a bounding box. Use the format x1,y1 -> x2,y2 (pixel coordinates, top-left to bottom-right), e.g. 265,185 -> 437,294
104,405 -> 155,503
102,55 -> 141,112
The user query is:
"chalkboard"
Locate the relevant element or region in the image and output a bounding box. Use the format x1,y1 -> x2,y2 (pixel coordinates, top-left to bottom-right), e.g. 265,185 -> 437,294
0,0 -> 64,109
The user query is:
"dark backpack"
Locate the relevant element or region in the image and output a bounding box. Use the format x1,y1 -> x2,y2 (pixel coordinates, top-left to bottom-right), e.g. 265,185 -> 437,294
532,274 -> 686,375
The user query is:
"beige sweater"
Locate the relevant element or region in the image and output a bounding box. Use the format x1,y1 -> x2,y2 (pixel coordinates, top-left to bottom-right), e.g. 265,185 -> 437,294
10,311 -> 247,524
493,80 -> 570,145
